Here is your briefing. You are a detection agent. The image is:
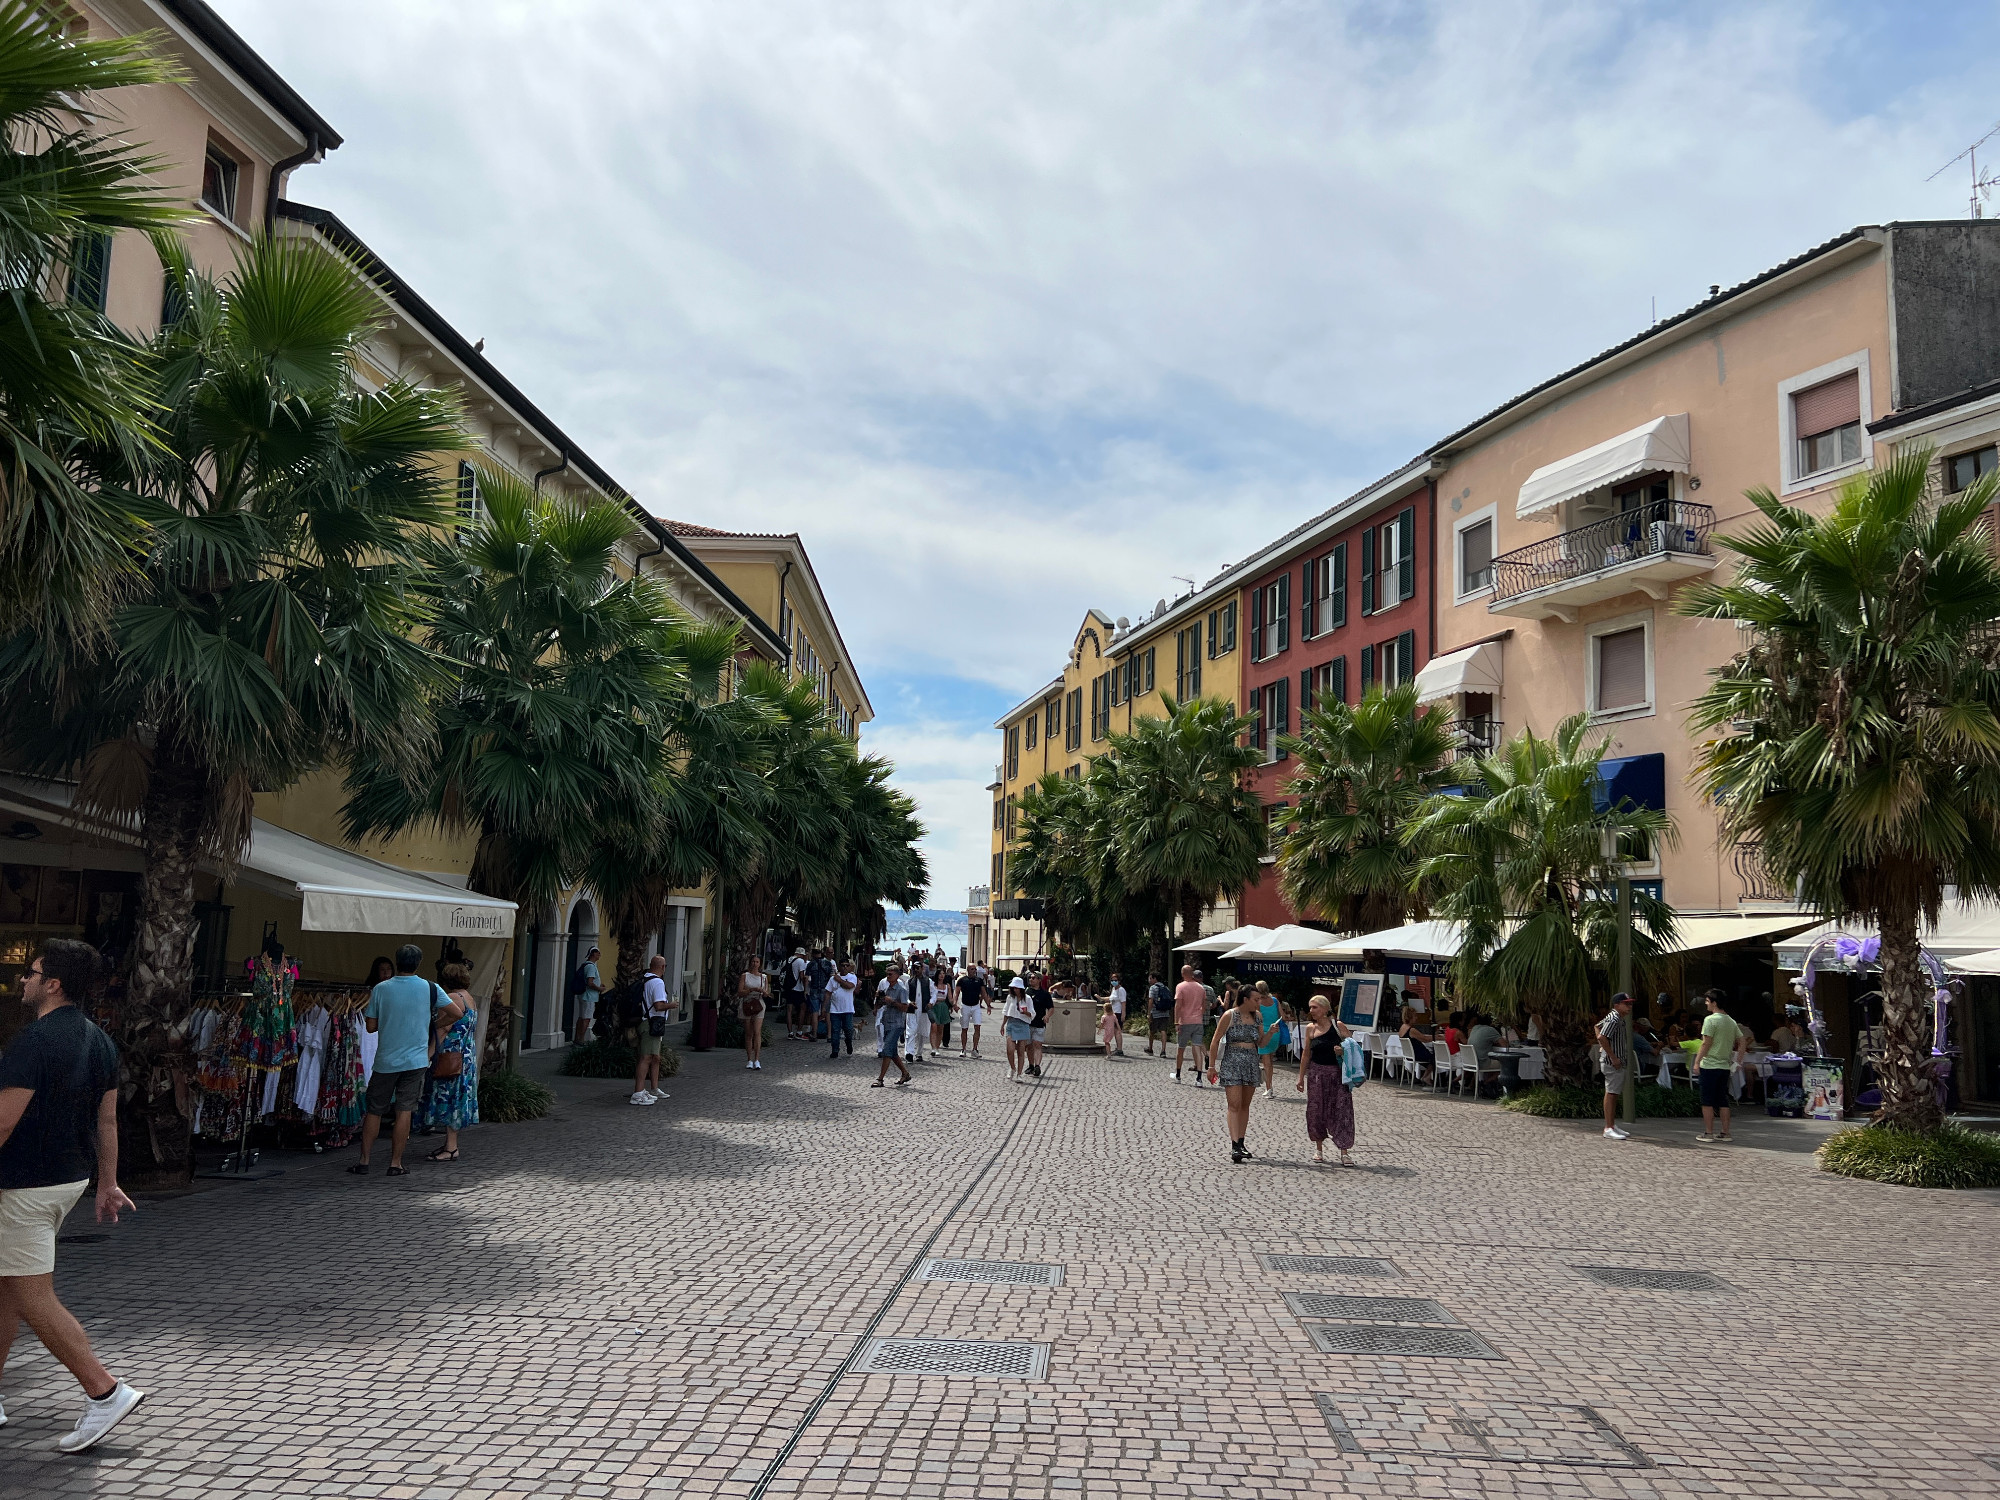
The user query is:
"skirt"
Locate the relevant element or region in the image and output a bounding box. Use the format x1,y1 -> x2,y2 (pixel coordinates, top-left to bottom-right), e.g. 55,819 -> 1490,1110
1004,1018 -> 1032,1042
1306,1062 -> 1355,1150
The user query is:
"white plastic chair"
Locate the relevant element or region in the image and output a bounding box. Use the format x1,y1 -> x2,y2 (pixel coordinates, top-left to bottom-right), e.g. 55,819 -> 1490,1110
1376,1033 -> 1404,1084
1454,1045 -> 1498,1099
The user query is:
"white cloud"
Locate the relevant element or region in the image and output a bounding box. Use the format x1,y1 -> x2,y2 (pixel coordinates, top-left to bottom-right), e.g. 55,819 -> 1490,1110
219,0 -> 1979,899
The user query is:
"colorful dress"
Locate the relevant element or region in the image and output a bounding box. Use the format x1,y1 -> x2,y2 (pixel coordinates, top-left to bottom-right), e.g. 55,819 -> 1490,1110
233,956 -> 299,1071
421,1000 -> 479,1131
317,1011 -> 368,1128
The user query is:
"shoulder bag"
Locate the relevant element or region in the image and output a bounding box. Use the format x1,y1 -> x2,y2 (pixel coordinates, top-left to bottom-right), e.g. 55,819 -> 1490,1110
430,983 -> 465,1078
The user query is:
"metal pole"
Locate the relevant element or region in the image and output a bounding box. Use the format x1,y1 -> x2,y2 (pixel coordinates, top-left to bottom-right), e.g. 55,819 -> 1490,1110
507,930 -> 529,1074
1618,874 -> 1636,1124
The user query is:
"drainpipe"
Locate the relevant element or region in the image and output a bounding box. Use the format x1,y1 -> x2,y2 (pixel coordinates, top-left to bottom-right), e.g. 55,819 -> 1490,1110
1426,480 -> 1438,667
533,453 -> 569,492
265,132 -> 321,233
777,559 -> 794,669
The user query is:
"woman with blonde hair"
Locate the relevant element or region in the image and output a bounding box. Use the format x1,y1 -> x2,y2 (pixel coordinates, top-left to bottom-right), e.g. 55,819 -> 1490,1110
1295,991 -> 1356,1165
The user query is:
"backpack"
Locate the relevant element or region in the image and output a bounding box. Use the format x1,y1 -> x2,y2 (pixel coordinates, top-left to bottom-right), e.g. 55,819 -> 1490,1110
569,963 -> 591,998
616,986 -> 646,1027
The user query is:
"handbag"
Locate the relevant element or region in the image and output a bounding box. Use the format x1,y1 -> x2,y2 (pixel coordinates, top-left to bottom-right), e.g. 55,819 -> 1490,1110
430,984 -> 465,1077
648,1014 -> 668,1038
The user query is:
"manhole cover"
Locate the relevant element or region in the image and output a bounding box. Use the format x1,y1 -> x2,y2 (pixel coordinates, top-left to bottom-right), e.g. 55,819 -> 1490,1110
1307,1323 -> 1501,1359
1574,1265 -> 1731,1292
1258,1254 -> 1399,1277
1330,1396 -> 1648,1467
57,1234 -> 109,1245
1285,1292 -> 1458,1324
919,1258 -> 1065,1287
854,1338 -> 1050,1380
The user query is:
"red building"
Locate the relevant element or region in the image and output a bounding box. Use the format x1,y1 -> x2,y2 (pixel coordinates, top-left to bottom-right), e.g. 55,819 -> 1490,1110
1236,458 -> 1440,929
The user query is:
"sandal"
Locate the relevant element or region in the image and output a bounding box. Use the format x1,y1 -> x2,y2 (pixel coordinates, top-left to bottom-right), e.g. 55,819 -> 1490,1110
870,1080 -> 885,1088
386,1165 -> 409,1177
345,1163 -> 370,1175
426,1147 -> 459,1162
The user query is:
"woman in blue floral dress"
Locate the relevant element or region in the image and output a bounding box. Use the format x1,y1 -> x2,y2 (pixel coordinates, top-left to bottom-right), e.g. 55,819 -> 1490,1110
421,961 -> 479,1159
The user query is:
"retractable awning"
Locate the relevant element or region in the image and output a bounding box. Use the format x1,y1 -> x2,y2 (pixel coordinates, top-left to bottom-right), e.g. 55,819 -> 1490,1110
1412,641 -> 1503,706
1776,899 -> 2000,966
1516,413 -> 1692,519
1662,914 -> 1819,955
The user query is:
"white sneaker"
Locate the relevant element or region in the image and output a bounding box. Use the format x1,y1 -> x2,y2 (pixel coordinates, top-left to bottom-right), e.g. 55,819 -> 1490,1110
58,1382 -> 145,1453
1603,1126 -> 1629,1140
746,1061 -> 756,1069
629,1092 -> 655,1106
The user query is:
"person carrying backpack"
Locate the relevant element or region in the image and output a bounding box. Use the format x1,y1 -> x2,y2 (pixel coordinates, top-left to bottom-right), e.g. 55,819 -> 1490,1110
569,945 -> 604,1045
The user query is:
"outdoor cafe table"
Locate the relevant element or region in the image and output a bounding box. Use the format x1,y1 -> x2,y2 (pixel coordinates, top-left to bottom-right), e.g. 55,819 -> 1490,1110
1487,1046 -> 1545,1092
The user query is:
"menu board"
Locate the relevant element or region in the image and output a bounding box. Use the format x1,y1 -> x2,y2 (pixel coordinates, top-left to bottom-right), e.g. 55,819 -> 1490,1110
1803,1061 -> 1844,1120
1338,973 -> 1386,1033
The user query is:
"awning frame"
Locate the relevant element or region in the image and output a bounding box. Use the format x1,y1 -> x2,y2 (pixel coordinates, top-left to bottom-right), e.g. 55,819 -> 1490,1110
1516,413 -> 1692,520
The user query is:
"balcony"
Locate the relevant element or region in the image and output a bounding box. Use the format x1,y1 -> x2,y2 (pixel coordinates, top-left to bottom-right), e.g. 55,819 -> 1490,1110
1446,717 -> 1503,764
1733,841 -> 1792,904
1489,501 -> 1717,621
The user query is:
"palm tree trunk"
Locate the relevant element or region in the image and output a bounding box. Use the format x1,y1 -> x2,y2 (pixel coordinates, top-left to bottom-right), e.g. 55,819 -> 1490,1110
1873,889 -> 1943,1134
1530,1004 -> 1593,1089
1179,892 -> 1204,952
120,734 -> 212,1188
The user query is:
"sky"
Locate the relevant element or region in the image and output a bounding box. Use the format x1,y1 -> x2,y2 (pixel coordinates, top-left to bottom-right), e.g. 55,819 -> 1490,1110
221,0 -> 2000,906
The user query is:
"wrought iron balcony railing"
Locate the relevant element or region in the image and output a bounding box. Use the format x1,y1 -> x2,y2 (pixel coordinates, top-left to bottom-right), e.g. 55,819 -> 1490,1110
1491,501 -> 1715,603
1446,717 -> 1503,763
1733,840 -> 1790,903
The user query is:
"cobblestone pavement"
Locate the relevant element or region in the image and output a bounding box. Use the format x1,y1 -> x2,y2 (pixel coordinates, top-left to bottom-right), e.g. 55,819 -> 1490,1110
1,1030 -> 1997,1499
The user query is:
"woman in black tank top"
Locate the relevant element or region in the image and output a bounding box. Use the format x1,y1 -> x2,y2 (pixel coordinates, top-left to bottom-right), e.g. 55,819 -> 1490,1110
1295,992 -> 1357,1165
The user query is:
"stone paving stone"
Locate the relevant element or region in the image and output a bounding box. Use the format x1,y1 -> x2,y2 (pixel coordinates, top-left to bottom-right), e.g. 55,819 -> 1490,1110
0,1041 -> 1995,1496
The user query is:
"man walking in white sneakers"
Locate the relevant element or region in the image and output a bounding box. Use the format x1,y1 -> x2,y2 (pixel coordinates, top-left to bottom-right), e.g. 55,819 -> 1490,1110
1597,992 -> 1635,1140
0,939 -> 145,1452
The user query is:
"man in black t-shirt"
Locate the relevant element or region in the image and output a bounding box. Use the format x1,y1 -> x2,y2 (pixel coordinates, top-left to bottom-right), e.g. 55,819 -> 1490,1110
0,938 -> 145,1452
1028,976 -> 1054,1078
955,968 -> 987,1057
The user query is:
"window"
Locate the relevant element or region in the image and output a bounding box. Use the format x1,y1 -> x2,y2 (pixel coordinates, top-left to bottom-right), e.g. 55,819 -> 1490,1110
201,144 -> 241,222
1303,657 -> 1344,710
1063,763 -> 1081,780
1457,516 -> 1493,597
1793,372 -> 1861,478
1250,577 -> 1289,661
778,594 -> 794,654
1591,620 -> 1652,716
1948,445 -> 1999,493
1090,676 -> 1102,741
1265,802 -> 1292,837
1361,508 -> 1418,615
1251,678 -> 1290,763
992,852 -> 1005,893
1144,646 -> 1155,694
66,230 -> 109,313
1005,725 -> 1020,780
993,797 -> 1004,831
1378,630 -> 1417,690
454,462 -> 484,542
1025,715 -> 1037,751
1305,544 -> 1347,636
1175,625 -> 1203,699
1005,794 -> 1017,839
1066,687 -> 1083,750
1046,696 -> 1061,740
1207,601 -> 1237,658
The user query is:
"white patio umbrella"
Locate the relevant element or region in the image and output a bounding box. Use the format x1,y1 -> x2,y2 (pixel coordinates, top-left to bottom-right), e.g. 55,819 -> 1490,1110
1173,924 -> 1271,953
1216,924 -> 1347,960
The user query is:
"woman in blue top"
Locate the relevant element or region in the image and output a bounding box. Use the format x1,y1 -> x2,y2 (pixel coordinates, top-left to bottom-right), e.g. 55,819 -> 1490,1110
421,961 -> 479,1160
1253,981 -> 1288,1100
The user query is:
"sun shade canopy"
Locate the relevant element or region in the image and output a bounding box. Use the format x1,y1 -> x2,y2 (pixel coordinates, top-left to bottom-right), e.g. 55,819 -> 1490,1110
1516,413 -> 1692,519
1412,641 -> 1503,706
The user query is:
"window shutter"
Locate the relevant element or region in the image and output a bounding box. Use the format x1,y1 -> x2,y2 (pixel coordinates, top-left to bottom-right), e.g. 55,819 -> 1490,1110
1397,506 -> 1417,601
1300,668 -> 1313,714
1596,626 -> 1648,710
1276,676 -> 1290,758
1332,542 -> 1347,626
1360,644 -> 1375,690
1250,586 -> 1264,660
1333,654 -> 1347,704
1360,527 -> 1376,615
1398,630 -> 1416,685
1793,371 -> 1860,437
1175,631 -> 1186,698
1146,647 -> 1156,692
1301,562 -> 1315,639
1191,645 -> 1201,697
1462,519 -> 1493,592
1276,574 -> 1290,652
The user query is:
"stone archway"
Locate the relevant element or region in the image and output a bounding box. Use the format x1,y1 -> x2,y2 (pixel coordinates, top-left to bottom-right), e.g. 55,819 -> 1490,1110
560,895 -> 600,1043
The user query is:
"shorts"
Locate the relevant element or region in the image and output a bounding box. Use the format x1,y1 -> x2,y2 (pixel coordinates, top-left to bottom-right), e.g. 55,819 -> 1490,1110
1177,1022 -> 1205,1046
575,993 -> 598,1019
0,1179 -> 87,1277
638,1031 -> 664,1057
1601,1066 -> 1629,1096
1029,1027 -> 1046,1044
1150,1011 -> 1173,1033
879,1024 -> 906,1058
1004,1019 -> 1032,1042
1698,1067 -> 1732,1107
961,1006 -> 984,1026
366,1066 -> 429,1117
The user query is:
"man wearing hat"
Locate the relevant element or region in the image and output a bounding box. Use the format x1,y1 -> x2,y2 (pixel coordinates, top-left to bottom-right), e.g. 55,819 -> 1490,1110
784,946 -> 810,1039
1596,992 -> 1635,1140
1001,977 -> 1036,1082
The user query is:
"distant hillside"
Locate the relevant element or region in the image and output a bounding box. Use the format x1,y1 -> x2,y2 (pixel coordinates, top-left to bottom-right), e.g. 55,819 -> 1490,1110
882,907 -> 970,939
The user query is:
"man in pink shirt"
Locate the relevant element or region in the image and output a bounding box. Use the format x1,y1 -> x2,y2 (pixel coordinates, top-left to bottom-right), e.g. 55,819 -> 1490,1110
1172,964 -> 1211,1086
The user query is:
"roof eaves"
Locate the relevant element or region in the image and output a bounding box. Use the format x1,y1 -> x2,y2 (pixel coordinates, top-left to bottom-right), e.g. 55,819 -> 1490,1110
996,678 -> 1065,729
275,202 -> 784,659
1868,373 -> 2000,435
157,0 -> 343,147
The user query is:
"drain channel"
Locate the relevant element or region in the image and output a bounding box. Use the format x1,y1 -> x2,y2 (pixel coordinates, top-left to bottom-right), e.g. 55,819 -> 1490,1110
744,1060 -> 1057,1499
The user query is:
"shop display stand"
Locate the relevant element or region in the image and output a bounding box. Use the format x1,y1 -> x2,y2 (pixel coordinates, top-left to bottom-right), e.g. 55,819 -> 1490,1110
195,1065 -> 284,1182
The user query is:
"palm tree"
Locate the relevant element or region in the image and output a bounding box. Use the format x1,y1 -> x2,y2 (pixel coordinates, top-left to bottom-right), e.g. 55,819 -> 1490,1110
1109,694 -> 1267,949
0,7 -> 195,635
1411,714 -> 1676,1084
0,235 -> 463,1181
1277,682 -> 1455,932
343,464 -> 688,1032
1009,770 -> 1102,954
794,753 -> 928,956
1679,450 -> 2000,1133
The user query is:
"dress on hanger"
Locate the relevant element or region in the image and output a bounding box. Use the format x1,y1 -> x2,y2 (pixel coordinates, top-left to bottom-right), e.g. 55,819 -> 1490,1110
292,1006 -> 330,1114
233,954 -> 299,1071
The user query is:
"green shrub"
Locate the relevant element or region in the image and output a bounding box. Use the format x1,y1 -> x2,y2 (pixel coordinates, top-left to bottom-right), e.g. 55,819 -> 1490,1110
559,1038 -> 637,1077
1817,1124 -> 2000,1189
479,1069 -> 554,1123
1500,1082 -> 1702,1119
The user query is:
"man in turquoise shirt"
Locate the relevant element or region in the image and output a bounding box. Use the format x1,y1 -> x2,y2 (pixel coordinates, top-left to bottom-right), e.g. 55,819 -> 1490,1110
348,944 -> 442,1177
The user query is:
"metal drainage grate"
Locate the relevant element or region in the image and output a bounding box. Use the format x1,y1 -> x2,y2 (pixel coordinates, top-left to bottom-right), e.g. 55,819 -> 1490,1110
1313,1393 -> 1362,1453
1307,1323 -> 1501,1359
919,1258 -> 1065,1287
1285,1292 -> 1458,1324
1259,1254 -> 1399,1277
854,1338 -> 1050,1380
1574,1265 -> 1731,1292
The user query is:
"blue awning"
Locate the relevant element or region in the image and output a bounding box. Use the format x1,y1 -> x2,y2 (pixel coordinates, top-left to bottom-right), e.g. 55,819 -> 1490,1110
1593,752 -> 1665,813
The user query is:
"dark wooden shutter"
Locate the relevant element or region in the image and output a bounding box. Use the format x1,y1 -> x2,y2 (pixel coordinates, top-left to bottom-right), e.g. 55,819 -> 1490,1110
1275,574 -> 1290,652
1145,647 -> 1156,693
1398,505 -> 1417,601
1360,644 -> 1375,690
1332,655 -> 1347,703
1398,630 -> 1416,685
1332,542 -> 1347,626
1250,586 -> 1265,660
1300,667 -> 1313,714
1275,677 -> 1290,759
1301,562 -> 1315,640
1191,643 -> 1201,697
1360,527 -> 1376,615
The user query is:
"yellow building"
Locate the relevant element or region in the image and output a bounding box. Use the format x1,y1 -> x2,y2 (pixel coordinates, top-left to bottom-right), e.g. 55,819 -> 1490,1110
987,581 -> 1244,968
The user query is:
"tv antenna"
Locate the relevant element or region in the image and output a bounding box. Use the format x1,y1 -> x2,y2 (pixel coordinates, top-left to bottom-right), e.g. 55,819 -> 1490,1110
1928,119 -> 2000,218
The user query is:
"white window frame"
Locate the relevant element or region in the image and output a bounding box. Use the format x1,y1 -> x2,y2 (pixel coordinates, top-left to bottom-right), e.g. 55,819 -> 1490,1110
1778,351 -> 1872,497
1585,609 -> 1656,724
1452,502 -> 1498,604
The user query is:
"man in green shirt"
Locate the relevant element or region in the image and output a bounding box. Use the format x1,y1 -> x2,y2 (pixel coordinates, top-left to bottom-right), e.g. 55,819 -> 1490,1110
1694,989 -> 1747,1142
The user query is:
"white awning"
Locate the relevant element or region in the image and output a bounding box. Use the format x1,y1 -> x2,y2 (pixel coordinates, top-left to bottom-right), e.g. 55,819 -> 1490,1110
1413,641 -> 1503,706
1516,413 -> 1692,519
1776,899 -> 2000,967
1951,947 -> 2000,975
1662,914 -> 1819,955
1218,924 -> 1345,959
237,822 -> 516,938
1298,919 -> 1471,961
1175,924 -> 1270,953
